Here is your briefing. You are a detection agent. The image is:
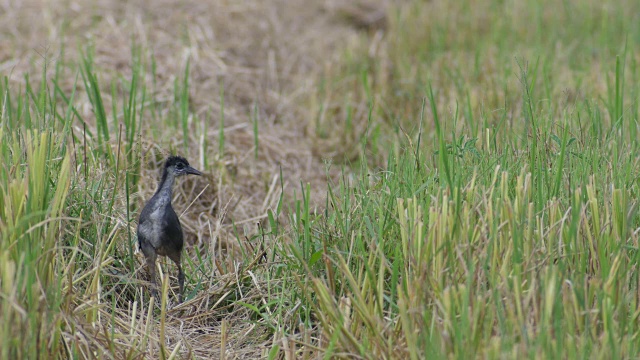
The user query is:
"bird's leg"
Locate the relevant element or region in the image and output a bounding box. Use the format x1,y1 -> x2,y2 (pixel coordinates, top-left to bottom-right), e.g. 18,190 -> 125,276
177,263 -> 185,303
169,253 -> 185,303
145,253 -> 159,300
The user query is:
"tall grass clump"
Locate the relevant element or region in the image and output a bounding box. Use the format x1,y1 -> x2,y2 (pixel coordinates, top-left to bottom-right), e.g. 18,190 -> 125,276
294,93 -> 640,357
296,0 -> 640,357
0,71 -> 72,357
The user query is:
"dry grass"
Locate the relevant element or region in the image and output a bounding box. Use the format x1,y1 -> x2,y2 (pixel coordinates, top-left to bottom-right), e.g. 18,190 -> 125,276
0,0 -> 387,358
1,0 -> 365,216
6,0 -> 636,358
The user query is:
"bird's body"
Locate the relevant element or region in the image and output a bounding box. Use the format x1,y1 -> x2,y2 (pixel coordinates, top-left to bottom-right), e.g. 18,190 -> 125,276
138,169 -> 184,256
137,156 -> 202,302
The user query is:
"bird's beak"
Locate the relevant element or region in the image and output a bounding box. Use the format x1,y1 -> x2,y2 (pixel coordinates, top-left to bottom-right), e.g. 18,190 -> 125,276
186,166 -> 202,176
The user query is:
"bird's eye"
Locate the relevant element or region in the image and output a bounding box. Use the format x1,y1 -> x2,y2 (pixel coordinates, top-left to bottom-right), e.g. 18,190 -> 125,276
176,163 -> 184,170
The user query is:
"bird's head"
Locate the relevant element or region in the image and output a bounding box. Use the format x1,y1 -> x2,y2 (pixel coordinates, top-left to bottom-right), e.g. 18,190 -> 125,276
165,156 -> 202,177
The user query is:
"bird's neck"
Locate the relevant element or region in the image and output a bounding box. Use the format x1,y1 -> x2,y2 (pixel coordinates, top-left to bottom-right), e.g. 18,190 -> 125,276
155,169 -> 176,201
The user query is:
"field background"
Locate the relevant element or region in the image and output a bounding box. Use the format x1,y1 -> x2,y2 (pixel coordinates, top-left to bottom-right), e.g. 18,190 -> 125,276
1,0 -> 640,358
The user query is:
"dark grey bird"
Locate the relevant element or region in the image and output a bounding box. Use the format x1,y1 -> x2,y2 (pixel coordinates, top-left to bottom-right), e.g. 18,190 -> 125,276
137,155 -> 202,302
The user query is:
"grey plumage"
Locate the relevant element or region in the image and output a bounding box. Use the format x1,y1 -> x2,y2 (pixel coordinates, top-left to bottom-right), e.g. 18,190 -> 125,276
137,155 -> 202,302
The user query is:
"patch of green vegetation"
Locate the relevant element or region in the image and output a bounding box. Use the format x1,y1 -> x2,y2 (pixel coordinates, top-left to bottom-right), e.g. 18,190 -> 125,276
314,0 -> 640,168
298,0 -> 640,357
2,0 -> 640,358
